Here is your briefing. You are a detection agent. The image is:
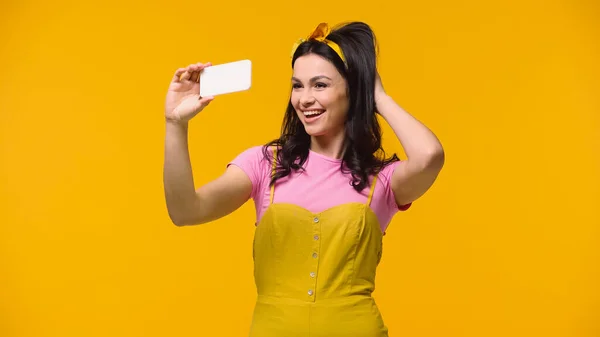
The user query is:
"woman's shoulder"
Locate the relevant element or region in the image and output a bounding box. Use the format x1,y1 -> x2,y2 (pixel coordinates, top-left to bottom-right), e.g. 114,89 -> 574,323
233,144 -> 274,163
229,144 -> 280,177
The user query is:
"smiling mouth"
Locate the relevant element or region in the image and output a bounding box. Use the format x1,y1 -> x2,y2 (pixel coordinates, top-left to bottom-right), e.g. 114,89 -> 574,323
302,110 -> 326,118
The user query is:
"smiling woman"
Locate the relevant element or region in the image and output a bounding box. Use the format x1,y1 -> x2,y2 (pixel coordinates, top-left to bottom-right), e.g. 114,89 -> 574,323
291,63 -> 349,137
163,21 -> 444,336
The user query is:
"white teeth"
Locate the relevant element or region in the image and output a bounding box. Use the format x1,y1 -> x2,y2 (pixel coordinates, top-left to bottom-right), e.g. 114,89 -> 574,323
303,110 -> 325,116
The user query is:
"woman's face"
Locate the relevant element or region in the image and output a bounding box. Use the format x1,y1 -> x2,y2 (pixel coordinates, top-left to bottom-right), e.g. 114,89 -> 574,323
291,53 -> 349,137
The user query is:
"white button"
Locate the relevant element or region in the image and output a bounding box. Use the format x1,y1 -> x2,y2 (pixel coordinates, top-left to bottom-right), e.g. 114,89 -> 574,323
308,289 -> 314,296
313,217 -> 319,223
310,272 -> 316,278
312,252 -> 318,258
314,235 -> 319,240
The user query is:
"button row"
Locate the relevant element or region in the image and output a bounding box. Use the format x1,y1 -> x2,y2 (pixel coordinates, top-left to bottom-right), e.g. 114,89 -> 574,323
309,216 -> 320,298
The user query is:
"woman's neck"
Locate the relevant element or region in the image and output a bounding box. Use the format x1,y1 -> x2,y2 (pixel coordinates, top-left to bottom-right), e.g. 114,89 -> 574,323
310,130 -> 346,160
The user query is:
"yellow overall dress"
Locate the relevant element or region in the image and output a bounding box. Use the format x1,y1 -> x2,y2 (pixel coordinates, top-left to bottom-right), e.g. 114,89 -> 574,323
249,152 -> 389,336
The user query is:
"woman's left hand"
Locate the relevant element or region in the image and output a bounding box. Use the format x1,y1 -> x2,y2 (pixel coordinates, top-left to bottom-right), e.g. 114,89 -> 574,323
374,71 -> 388,114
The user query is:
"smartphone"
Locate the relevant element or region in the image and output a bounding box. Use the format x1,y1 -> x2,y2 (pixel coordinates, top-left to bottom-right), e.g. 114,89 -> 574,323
199,59 -> 252,97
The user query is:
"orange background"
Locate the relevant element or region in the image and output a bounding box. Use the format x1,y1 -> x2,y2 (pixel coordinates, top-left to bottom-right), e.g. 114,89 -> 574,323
1,0 -> 598,336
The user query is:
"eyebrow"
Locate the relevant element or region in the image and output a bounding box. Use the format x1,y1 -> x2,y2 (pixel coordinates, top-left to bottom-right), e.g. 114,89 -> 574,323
291,75 -> 332,82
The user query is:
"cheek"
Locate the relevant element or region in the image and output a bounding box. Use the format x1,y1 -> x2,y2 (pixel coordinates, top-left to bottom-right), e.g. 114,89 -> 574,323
328,95 -> 349,119
289,91 -> 297,103
290,92 -> 301,110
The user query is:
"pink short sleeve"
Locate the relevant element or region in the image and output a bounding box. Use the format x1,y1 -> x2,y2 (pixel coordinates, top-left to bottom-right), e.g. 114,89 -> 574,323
227,146 -> 270,200
372,160 -> 412,233
380,161 -> 412,210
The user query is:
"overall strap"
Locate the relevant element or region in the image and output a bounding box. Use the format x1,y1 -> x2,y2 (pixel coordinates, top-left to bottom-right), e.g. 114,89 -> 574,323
366,174 -> 379,206
269,147 -> 277,205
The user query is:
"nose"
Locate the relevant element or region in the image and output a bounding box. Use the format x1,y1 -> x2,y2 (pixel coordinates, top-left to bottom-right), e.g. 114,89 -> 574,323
299,89 -> 315,107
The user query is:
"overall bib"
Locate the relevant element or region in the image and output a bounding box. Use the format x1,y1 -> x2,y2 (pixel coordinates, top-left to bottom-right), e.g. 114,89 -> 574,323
249,151 -> 389,336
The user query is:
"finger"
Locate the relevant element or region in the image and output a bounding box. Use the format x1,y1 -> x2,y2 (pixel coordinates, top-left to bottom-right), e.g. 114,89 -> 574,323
191,63 -> 204,82
191,62 -> 212,83
190,69 -> 201,83
199,95 -> 214,103
175,62 -> 210,82
198,96 -> 214,108
180,69 -> 193,81
180,63 -> 201,81
172,67 -> 186,82
188,63 -> 201,72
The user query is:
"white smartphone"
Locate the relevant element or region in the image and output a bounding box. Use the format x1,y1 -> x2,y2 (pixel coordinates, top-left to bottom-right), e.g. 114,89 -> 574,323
199,59 -> 252,97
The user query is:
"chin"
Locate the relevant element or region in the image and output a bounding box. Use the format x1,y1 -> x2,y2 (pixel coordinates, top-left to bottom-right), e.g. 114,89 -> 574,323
301,120 -> 328,137
304,127 -> 327,137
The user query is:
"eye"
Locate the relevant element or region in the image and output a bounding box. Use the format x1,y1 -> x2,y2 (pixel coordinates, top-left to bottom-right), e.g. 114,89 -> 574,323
315,82 -> 328,89
292,83 -> 302,89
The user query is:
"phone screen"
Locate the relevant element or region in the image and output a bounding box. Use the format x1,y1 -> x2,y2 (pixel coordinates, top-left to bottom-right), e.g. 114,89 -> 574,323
199,59 -> 252,97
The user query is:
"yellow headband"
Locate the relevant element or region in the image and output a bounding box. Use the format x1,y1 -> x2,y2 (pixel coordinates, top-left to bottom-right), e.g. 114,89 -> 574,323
290,23 -> 347,66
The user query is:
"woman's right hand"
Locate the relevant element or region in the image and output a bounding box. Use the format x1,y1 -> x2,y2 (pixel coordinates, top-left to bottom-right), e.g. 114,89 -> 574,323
165,62 -> 214,123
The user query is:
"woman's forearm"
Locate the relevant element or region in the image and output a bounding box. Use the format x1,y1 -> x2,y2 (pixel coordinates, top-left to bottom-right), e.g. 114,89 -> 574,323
376,94 -> 444,169
163,121 -> 200,225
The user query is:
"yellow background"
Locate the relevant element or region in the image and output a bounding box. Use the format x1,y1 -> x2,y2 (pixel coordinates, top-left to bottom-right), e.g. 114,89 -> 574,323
1,0 -> 598,336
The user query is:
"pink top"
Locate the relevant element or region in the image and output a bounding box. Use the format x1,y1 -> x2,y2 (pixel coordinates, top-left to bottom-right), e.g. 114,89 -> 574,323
228,146 -> 410,233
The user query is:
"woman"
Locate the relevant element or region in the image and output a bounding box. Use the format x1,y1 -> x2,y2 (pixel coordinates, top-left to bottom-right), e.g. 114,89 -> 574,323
164,22 -> 444,336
